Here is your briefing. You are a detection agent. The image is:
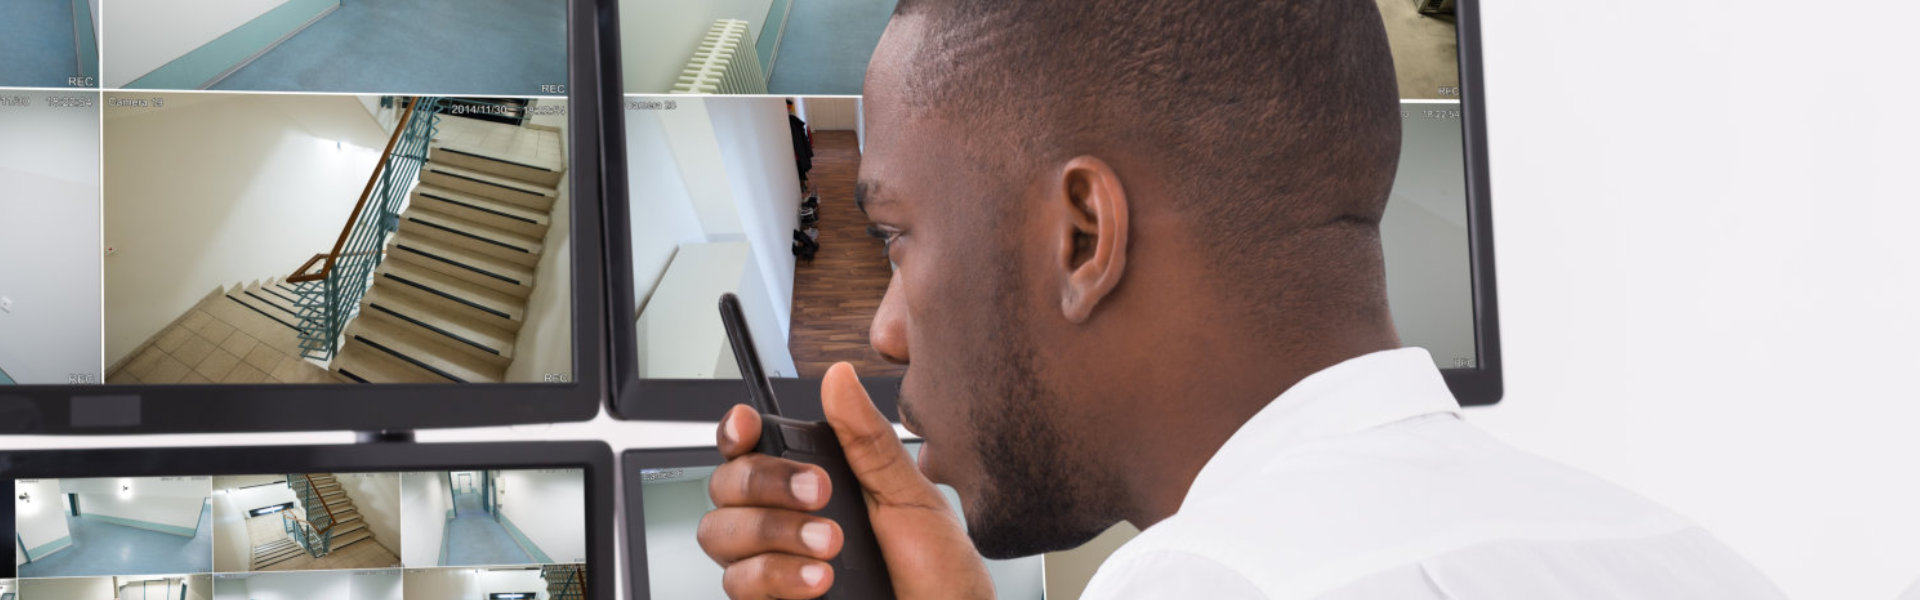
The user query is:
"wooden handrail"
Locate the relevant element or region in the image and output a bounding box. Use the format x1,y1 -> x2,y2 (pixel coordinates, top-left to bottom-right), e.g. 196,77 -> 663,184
300,473 -> 338,535
291,98 -> 420,282
287,250 -> 384,283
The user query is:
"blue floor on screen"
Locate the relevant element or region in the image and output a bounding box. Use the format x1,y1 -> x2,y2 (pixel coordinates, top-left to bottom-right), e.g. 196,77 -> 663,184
18,503 -> 214,577
442,491 -> 532,566
767,0 -> 898,95
212,0 -> 567,95
0,0 -> 80,88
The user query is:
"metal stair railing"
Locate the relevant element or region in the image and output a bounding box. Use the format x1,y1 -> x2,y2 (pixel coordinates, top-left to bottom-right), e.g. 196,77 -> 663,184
287,96 -> 444,361
281,473 -> 339,557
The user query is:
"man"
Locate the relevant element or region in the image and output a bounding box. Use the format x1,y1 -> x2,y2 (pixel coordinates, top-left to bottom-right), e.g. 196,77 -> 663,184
698,0 -> 1787,597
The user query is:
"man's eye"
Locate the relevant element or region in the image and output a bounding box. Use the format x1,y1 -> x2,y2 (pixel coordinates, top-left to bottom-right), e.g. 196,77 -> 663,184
865,225 -> 901,256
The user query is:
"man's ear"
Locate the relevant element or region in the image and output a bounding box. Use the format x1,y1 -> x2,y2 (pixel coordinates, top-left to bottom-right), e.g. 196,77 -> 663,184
1055,156 -> 1129,323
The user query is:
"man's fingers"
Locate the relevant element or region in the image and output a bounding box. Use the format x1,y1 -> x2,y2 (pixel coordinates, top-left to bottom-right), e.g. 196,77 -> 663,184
709,453 -> 833,512
720,553 -> 835,600
717,404 -> 763,459
698,507 -> 844,565
820,362 -> 952,511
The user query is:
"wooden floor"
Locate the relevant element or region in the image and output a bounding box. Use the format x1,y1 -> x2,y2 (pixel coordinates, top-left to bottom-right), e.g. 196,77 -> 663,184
788,131 -> 907,379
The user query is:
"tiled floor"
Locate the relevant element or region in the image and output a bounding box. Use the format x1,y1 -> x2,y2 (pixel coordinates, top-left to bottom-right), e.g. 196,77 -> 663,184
108,292 -> 332,385
244,513 -> 401,571
442,491 -> 532,566
18,502 -> 214,578
767,0 -> 897,95
434,112 -> 566,172
0,0 -> 80,88
211,0 -> 566,95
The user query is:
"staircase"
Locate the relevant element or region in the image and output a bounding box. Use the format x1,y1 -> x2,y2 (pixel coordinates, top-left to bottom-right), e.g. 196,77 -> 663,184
326,107 -> 565,383
542,564 -> 587,600
251,473 -> 378,570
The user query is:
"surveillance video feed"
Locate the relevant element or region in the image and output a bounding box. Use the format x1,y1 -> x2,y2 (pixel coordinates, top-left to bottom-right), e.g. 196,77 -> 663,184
0,0 -> 577,387
11,469 -> 587,597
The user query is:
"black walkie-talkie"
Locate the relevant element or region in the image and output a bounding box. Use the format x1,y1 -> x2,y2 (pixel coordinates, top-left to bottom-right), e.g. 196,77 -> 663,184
720,293 -> 896,600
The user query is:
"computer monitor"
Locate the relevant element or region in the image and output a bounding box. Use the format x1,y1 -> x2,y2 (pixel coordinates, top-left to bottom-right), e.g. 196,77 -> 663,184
600,0 -> 1500,421
622,444 -> 1046,599
1,441 -> 614,600
0,0 -> 607,433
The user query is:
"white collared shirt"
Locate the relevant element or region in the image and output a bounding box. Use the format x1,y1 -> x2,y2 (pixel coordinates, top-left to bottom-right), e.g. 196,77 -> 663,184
1080,348 -> 1786,599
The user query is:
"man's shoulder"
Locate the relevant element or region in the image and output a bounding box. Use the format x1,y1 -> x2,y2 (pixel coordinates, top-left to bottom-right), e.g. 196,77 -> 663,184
1094,415 -> 1771,598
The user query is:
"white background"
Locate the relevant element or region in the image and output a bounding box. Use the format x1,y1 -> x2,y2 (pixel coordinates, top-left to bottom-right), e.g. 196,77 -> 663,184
7,0 -> 1920,598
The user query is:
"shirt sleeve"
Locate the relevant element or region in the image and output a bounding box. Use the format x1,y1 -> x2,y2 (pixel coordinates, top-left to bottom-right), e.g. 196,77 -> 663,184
1079,549 -> 1270,600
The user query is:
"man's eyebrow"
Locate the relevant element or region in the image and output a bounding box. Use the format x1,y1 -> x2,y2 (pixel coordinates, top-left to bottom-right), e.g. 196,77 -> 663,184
855,180 -> 888,215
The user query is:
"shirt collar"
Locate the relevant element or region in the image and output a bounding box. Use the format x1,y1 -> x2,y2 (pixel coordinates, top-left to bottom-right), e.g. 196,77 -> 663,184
1181,347 -> 1463,508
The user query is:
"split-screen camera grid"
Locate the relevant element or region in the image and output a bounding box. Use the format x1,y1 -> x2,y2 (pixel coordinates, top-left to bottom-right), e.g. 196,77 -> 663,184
0,0 -> 575,387
12,470 -> 587,599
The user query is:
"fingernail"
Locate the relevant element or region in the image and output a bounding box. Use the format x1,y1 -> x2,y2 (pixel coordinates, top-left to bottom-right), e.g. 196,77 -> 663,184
790,471 -> 821,505
800,564 -> 826,587
719,411 -> 736,445
800,521 -> 831,552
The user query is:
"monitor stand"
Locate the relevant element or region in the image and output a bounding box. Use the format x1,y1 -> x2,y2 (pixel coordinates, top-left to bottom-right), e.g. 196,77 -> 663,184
356,430 -> 416,444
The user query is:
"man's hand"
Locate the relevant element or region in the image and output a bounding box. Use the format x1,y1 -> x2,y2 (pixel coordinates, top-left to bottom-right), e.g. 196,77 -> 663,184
699,362 -> 995,599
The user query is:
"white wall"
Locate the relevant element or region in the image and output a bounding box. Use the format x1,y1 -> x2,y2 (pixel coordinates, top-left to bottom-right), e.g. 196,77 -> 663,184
496,469 -> 588,564
347,570 -> 402,600
1379,105 -> 1476,369
14,480 -> 72,558
337,473 -> 402,558
214,571 -> 370,600
641,477 -> 725,600
186,575 -> 213,600
631,97 -> 800,378
707,98 -> 803,339
618,0 -> 776,93
400,471 -> 453,567
625,100 -> 708,315
102,93 -> 388,364
62,477 -> 209,533
1472,3 -> 1920,598
211,577 -> 247,600
796,97 -> 860,131
0,90 -> 103,384
23,576 -> 114,599
102,0 -> 290,87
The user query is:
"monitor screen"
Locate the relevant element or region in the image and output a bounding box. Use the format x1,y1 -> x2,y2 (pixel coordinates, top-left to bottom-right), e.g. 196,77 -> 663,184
604,1 -> 1497,419
623,444 -> 1045,600
1,442 -> 610,599
0,0 -> 606,432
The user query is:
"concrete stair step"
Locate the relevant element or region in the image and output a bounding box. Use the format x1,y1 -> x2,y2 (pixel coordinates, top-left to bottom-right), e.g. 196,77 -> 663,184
410,186 -> 551,239
430,143 -> 566,187
375,261 -> 526,333
387,234 -> 535,298
419,163 -> 556,212
398,207 -> 543,268
331,339 -> 457,384
343,311 -> 507,383
362,287 -> 518,361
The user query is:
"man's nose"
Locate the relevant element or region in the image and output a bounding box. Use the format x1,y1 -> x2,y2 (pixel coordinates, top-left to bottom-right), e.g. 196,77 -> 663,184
870,273 -> 910,365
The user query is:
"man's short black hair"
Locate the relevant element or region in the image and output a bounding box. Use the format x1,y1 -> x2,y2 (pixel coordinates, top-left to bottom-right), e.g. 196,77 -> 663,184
885,0 -> 1403,323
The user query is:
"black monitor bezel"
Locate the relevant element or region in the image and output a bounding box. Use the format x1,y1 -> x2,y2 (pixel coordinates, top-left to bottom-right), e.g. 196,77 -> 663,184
599,0 -> 1501,421
0,440 -> 616,593
0,0 -> 609,434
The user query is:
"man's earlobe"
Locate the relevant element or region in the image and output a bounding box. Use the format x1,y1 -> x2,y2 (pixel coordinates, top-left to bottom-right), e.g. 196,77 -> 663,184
1058,156 -> 1129,323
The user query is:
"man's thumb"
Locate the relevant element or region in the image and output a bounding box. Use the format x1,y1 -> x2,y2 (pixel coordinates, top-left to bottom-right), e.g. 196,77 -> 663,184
821,362 -> 949,511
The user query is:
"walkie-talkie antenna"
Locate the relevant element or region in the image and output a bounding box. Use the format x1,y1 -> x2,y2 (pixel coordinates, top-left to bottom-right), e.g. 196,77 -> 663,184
719,293 -> 783,416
